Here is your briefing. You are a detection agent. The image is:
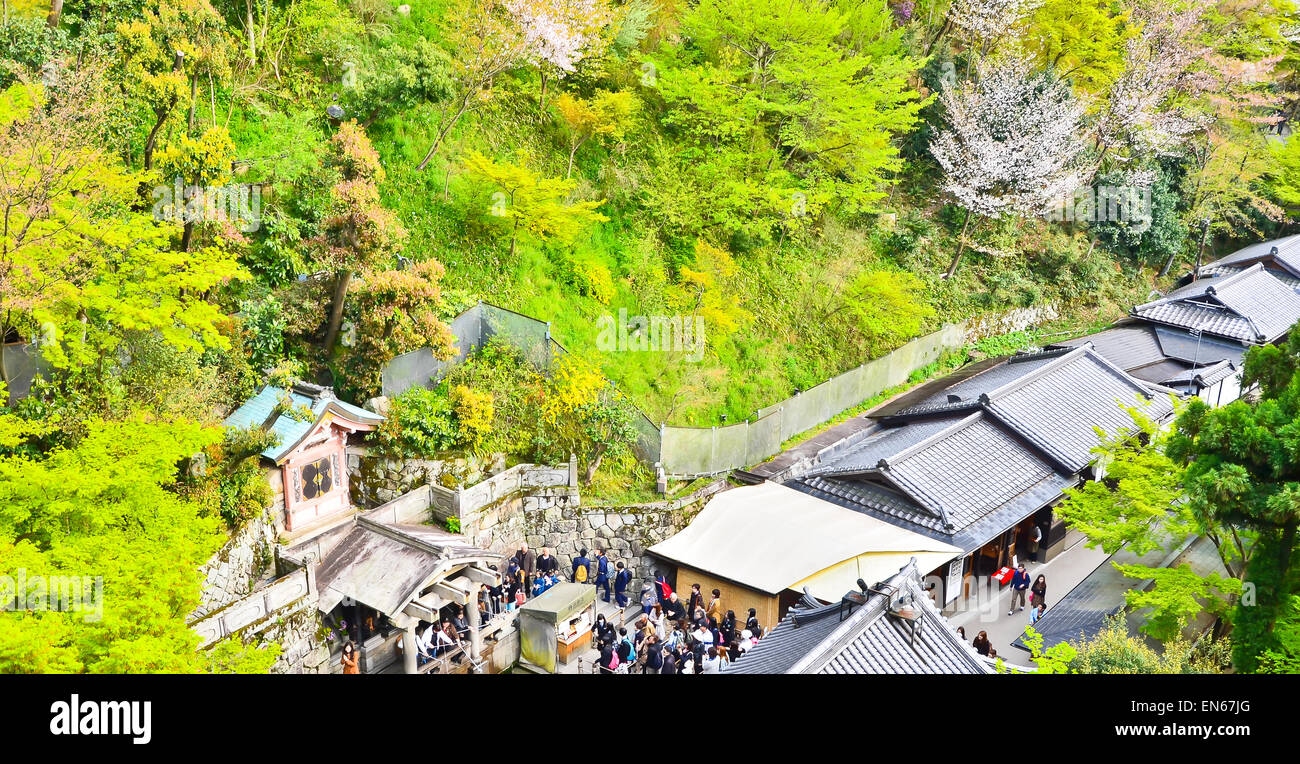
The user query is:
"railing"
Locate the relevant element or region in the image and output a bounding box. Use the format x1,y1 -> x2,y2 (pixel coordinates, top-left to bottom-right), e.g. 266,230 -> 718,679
190,567 -> 314,648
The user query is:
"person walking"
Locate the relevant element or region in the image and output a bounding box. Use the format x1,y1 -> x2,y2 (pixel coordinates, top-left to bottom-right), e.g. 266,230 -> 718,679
1008,563 -> 1030,615
1031,574 -> 1048,609
572,548 -> 592,584
614,561 -> 633,608
594,549 -> 611,601
972,630 -> 991,657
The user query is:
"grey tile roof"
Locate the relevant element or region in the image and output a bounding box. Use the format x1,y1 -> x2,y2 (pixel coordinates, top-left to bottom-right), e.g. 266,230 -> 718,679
795,470 -> 1076,554
883,415 -> 1057,530
812,415 -> 967,476
1131,264 -> 1300,344
1152,325 -> 1247,366
1051,325 -> 1166,372
1198,235 -> 1300,282
724,559 -> 992,674
1159,359 -> 1238,388
794,346 -> 1163,552
888,350 -> 1069,414
980,348 -> 1174,473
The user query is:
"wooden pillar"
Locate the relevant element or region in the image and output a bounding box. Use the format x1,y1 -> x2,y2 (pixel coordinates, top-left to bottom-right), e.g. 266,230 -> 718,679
402,622 -> 418,675
467,597 -> 482,671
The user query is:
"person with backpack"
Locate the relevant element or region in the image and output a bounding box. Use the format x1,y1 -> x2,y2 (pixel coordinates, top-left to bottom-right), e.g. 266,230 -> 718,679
594,549 -> 611,602
616,627 -> 635,666
1008,563 -> 1031,616
598,644 -> 616,674
654,571 -> 672,605
572,548 -> 591,584
614,561 -> 633,608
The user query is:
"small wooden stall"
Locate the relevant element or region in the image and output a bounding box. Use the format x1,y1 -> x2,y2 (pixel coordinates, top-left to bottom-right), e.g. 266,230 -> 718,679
517,583 -> 596,673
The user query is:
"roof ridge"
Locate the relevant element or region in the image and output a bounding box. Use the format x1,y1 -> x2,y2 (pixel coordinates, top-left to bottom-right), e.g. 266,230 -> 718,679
975,344 -> 1090,402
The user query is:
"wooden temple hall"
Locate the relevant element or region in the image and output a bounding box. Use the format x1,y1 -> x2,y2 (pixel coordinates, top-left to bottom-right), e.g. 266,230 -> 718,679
281,492 -> 507,674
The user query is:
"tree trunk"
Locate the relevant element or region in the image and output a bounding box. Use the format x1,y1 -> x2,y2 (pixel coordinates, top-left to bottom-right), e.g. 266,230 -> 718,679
181,220 -> 194,252
945,210 -> 973,279
245,0 -> 257,65
583,448 -> 605,485
509,217 -> 519,260
46,0 -> 61,27
538,68 -> 548,112
566,135 -> 589,179
416,95 -> 471,171
188,74 -> 199,133
323,270 -> 353,356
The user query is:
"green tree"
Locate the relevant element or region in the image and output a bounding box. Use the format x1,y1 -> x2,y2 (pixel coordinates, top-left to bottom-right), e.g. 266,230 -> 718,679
554,89 -> 637,178
0,416 -> 273,672
1168,332 -> 1300,671
462,149 -> 608,258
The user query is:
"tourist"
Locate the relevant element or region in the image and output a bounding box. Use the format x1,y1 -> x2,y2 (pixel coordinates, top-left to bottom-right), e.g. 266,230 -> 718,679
665,592 -> 687,623
598,614 -> 617,649
972,630 -> 991,657
956,626 -> 966,641
598,644 -> 616,674
341,641 -> 359,674
701,646 -> 722,674
738,629 -> 755,653
706,589 -> 723,624
1030,603 -> 1046,626
439,619 -> 460,658
745,608 -> 761,638
642,635 -> 663,673
571,547 -> 591,583
480,583 -> 497,619
727,639 -> 741,663
594,549 -> 611,602
1031,574 -> 1048,608
720,609 -> 736,645
531,574 -> 546,598
688,583 -> 704,620
537,547 -> 559,581
648,603 -> 666,640
654,571 -> 672,604
988,648 -> 999,660
513,544 -> 536,595
677,647 -> 694,675
615,561 -> 633,608
414,623 -> 435,666
665,621 -> 686,653
452,607 -> 471,645
502,574 -> 519,611
1029,523 -> 1043,563
1008,563 -> 1030,615
616,627 -> 635,666
660,648 -> 677,675
639,583 -> 655,614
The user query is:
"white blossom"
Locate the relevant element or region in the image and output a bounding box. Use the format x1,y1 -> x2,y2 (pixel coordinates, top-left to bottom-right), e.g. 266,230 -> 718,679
928,57 -> 1088,219
948,0 -> 1044,45
505,0 -> 614,77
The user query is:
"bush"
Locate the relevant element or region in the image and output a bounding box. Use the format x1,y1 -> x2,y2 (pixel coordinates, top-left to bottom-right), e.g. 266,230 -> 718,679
372,386 -> 461,458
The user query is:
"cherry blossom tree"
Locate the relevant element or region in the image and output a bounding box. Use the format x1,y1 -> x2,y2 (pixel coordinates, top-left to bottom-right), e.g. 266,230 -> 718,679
928,56 -> 1088,277
505,0 -> 616,110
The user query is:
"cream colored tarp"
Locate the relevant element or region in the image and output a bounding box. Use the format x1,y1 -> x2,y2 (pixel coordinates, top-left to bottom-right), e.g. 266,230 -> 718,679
649,482 -> 960,603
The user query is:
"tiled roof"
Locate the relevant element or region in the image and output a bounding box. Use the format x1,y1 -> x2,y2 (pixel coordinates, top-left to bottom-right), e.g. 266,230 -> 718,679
1151,325 -> 1246,366
883,415 -> 1057,530
223,384 -> 384,463
1197,235 -> 1300,282
1051,325 -> 1165,372
794,346 -> 1165,551
1131,264 -> 1300,343
886,350 -> 1069,415
1159,359 -> 1238,388
724,559 -> 992,674
980,348 -> 1174,473
795,470 -> 1076,554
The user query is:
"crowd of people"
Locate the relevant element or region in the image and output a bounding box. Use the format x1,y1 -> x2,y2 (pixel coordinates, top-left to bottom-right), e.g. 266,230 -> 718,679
956,568 -> 1051,663
590,573 -> 764,674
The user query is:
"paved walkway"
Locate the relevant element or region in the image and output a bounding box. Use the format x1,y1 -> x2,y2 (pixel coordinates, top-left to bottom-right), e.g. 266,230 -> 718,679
947,530 -> 1110,664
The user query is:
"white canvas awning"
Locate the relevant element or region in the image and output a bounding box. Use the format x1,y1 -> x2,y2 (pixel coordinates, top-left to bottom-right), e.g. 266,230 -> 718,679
648,482 -> 960,603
